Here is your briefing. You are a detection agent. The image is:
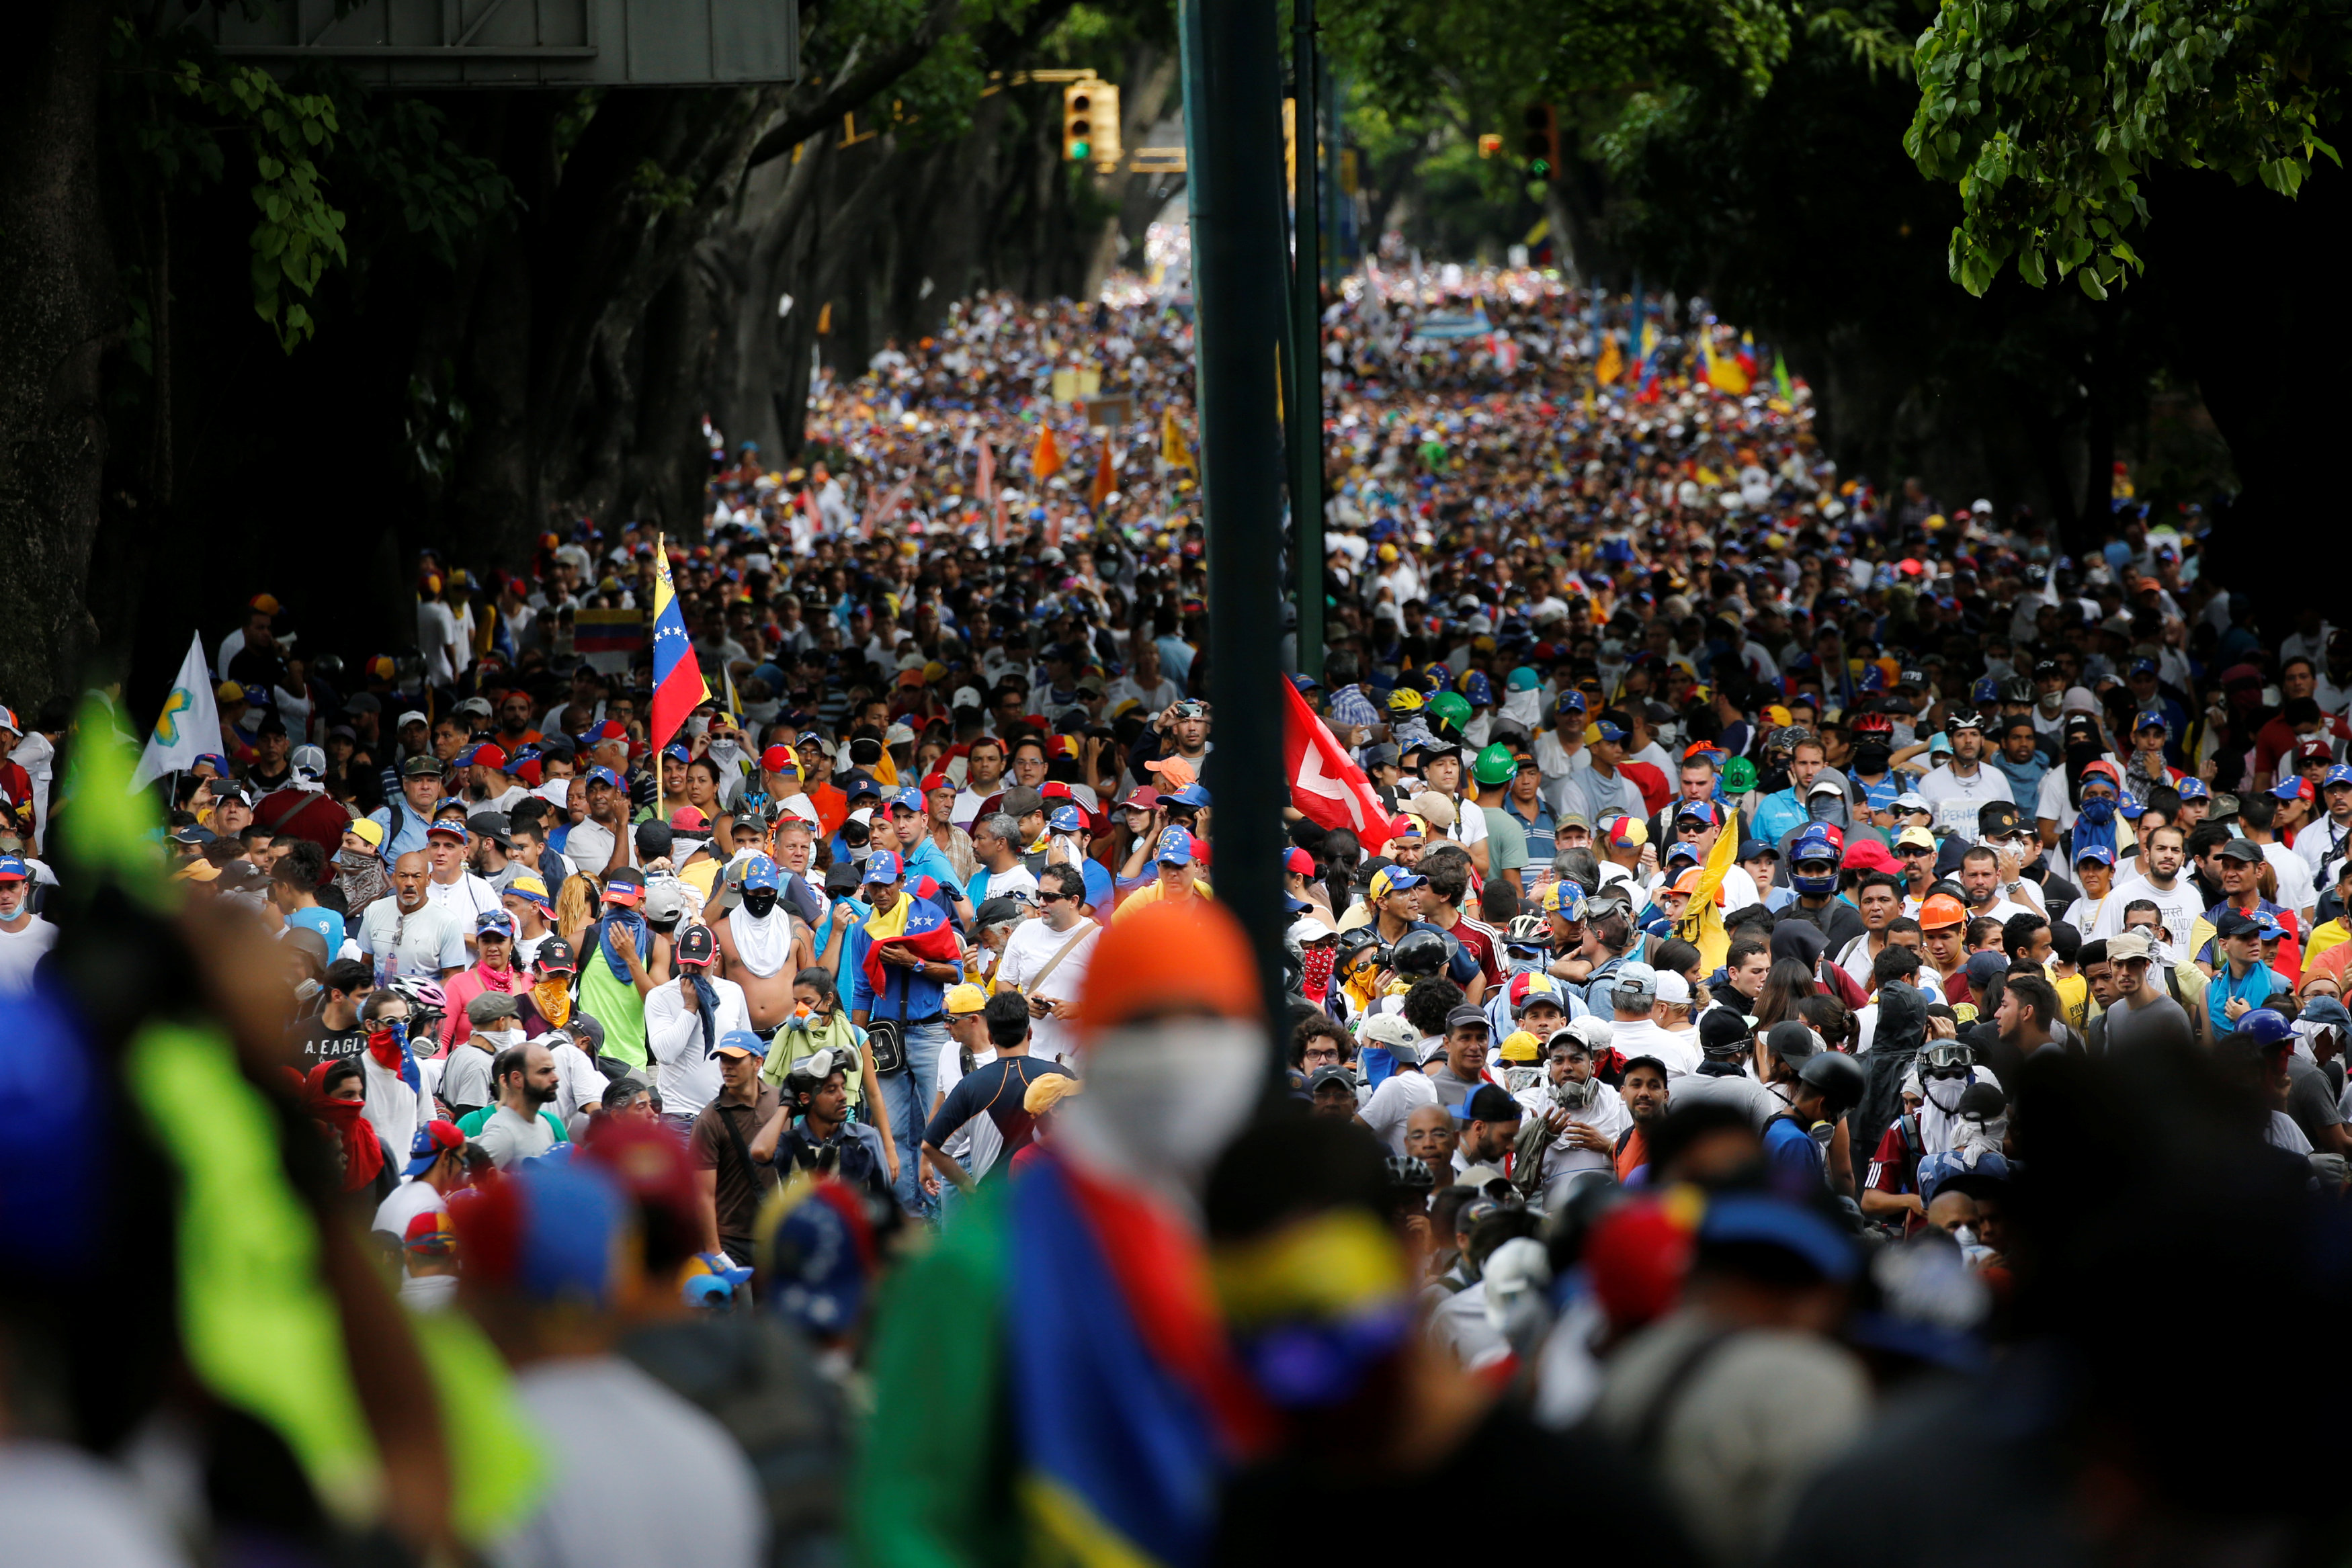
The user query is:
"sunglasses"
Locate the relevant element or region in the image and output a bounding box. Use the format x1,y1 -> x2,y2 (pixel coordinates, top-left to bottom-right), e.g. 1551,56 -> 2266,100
1038,889 -> 1070,903
1897,844 -> 1933,857
1925,1066 -> 1970,1080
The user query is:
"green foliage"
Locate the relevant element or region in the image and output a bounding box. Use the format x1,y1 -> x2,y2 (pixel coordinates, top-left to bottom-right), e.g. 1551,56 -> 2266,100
323,89 -> 511,271
169,58 -> 347,350
1906,0 -> 2349,298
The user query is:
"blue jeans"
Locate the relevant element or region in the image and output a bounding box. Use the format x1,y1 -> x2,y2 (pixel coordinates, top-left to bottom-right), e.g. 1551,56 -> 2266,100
873,1018 -> 948,1221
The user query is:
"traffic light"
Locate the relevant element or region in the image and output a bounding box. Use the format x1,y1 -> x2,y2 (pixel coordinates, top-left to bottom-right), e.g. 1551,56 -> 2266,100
1064,79 -> 1120,167
1477,132 -> 1503,158
1522,103 -> 1560,180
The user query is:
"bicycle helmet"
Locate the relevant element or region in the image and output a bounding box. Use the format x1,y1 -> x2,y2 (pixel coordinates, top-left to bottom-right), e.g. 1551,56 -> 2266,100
1851,710 -> 1895,738
1390,928 -> 1451,978
386,976 -> 448,1012
1797,1049 -> 1867,1114
1945,711 -> 1986,735
1505,913 -> 1551,947
2002,676 -> 2035,705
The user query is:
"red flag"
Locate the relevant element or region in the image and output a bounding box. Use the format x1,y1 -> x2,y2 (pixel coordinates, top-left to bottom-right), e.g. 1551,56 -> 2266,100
976,440 -> 996,504
1281,678 -> 1391,854
801,484 -> 823,536
1033,425 -> 1064,481
864,476 -> 914,540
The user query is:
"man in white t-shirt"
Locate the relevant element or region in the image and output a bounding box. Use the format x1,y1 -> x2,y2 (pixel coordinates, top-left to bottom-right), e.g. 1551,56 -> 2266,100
643,924 -> 751,1125
1601,963 -> 1699,1077
423,819 -> 501,939
989,863 -> 1097,1065
0,855 -> 57,994
1915,715 -> 2015,836
358,852 -> 470,981
418,575 -> 464,689
370,1119 -> 469,1246
2091,822 -> 2203,945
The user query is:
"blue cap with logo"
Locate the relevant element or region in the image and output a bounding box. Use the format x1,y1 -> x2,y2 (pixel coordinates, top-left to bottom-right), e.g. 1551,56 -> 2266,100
741,854 -> 782,892
1154,826 -> 1196,866
860,848 -> 904,885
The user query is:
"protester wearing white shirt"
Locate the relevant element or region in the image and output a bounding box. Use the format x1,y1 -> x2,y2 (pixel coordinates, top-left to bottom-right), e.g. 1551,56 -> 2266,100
643,926 -> 752,1123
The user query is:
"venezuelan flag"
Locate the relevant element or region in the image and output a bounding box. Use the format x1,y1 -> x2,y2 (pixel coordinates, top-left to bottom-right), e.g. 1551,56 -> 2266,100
648,534 -> 709,754
1010,1154 -> 1271,1568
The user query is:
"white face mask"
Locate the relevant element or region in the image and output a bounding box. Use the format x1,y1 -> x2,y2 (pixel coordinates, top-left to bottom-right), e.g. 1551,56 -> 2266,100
1056,1019 -> 1265,1200
476,1027 -> 523,1051
1925,1075 -> 1969,1113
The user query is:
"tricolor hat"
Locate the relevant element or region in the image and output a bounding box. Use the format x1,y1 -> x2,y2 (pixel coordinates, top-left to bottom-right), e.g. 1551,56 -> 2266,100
861,848 -> 904,885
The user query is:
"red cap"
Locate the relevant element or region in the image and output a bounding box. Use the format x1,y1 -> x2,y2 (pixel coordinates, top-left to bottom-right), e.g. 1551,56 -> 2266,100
1040,781 -> 1074,801
1284,846 -> 1315,875
921,771 -> 953,793
669,807 -> 711,831
761,744 -> 795,773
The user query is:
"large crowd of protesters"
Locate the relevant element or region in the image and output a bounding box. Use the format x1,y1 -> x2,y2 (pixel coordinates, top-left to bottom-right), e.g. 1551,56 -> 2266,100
0,259 -> 2341,1568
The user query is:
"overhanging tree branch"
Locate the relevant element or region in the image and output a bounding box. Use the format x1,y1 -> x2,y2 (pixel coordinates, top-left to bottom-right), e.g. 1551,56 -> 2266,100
745,0 -> 963,169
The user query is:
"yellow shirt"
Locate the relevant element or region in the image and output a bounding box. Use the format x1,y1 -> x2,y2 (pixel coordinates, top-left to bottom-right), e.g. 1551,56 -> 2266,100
1111,877 -> 1213,921
2308,918 -> 2351,967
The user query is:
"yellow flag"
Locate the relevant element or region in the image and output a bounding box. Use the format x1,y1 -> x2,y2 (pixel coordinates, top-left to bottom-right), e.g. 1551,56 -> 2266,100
1161,407 -> 1193,469
1595,335 -> 1622,388
1672,816 -> 1741,972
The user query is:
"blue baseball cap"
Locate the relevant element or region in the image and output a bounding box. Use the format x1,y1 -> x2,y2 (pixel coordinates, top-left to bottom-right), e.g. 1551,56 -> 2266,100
2175,777 -> 2210,801
2130,656 -> 2159,677
1675,799 -> 1722,828
0,855 -> 28,883
404,1119 -> 465,1178
663,743 -> 692,765
475,908 -> 515,936
1048,804 -> 1086,833
860,848 -> 904,885
2073,844 -> 2114,867
888,787 -> 925,814
1697,1192 -> 1858,1283
741,854 -> 781,892
1162,782 -> 1212,810
1154,826 -> 1196,866
587,765 -> 624,791
1592,721 -> 1629,744
2132,709 -> 2167,732
2326,765 -> 2352,789
1555,693 -> 1589,717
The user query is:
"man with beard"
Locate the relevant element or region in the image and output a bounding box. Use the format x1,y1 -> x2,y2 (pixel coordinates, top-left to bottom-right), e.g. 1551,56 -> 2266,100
476,1039 -> 562,1168
712,854 -> 802,1036
1450,1084 -> 1523,1177
857,902 -> 1268,1568
1510,1029 -> 1626,1203
2094,821 -> 2201,947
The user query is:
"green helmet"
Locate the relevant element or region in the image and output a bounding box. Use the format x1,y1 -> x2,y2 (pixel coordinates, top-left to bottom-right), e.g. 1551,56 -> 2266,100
1722,756 -> 1757,793
1428,691 -> 1473,728
1473,743 -> 1517,786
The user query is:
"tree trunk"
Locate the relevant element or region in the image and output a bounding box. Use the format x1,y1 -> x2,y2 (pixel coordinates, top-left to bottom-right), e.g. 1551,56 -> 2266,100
0,0 -> 118,710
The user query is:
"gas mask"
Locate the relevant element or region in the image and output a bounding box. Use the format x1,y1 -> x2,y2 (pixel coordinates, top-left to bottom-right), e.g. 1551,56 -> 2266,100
741,888 -> 779,919
1550,1074 -> 1598,1112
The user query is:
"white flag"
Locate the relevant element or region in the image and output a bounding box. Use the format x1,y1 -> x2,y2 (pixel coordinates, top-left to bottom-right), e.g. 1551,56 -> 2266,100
130,632 -> 223,790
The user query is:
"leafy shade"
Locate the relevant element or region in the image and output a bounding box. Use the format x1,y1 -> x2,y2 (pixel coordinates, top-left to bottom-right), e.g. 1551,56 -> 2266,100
1906,0 -> 2347,299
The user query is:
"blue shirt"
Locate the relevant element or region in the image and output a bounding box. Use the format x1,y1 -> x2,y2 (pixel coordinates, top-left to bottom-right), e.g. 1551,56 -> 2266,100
368,798 -> 435,870
1763,1115 -> 1826,1188
1751,789 -> 1809,849
1505,797 -> 1557,864
286,907 -> 345,955
900,840 -> 969,908
1986,750 -> 2048,807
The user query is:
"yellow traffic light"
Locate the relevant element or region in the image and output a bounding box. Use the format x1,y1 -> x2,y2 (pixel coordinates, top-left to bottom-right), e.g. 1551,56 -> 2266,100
1064,79 -> 1120,166
1478,132 -> 1503,158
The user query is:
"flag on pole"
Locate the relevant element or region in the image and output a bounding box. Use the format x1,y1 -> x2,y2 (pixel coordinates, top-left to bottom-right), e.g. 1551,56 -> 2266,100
976,440 -> 997,503
648,536 -> 710,755
131,631 -> 223,789
1089,444 -> 1116,511
1773,353 -> 1794,400
1594,335 -> 1623,387
1671,814 -> 1740,972
1280,679 -> 1392,854
1159,408 -> 1193,470
993,494 -> 1009,547
1032,425 -> 1064,482
721,662 -> 744,732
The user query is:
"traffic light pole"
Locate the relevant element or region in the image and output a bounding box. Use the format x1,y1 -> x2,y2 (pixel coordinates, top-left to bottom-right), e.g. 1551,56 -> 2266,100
1288,0 -> 1325,684
1186,0 -> 1291,1039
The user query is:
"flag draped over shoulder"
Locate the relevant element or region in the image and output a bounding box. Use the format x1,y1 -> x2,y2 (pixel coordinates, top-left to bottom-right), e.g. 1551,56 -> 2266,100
648,535 -> 710,755
1010,1153 -> 1271,1568
1671,818 -> 1740,972
858,891 -> 961,996
1281,679 -> 1392,854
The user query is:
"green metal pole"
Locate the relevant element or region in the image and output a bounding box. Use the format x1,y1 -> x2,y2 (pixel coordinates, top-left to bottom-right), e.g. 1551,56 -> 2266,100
1289,0 -> 1324,683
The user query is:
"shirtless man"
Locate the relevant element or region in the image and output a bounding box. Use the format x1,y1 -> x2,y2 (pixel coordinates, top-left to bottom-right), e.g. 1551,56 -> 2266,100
711,853 -> 808,1034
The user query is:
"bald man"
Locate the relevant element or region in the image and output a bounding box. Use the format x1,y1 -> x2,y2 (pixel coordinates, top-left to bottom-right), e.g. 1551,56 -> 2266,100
357,849 -> 470,982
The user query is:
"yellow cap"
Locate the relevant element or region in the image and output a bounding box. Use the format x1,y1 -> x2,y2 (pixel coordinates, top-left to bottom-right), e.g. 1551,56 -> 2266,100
1499,1029 -> 1541,1062
943,982 -> 989,1016
347,817 -> 386,848
1023,1073 -> 1084,1115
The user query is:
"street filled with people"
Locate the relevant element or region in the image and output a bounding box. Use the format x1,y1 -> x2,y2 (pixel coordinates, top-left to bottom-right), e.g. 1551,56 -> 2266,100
1,261 -> 2343,1568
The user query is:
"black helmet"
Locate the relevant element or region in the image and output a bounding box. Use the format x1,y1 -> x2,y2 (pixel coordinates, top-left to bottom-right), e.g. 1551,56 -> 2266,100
1384,1154 -> 1436,1194
1797,1050 -> 1867,1115
1390,928 -> 1450,978
1337,926 -> 1384,966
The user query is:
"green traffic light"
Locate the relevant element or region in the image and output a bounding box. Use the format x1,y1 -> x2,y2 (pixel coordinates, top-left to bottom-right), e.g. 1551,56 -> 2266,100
1531,158 -> 1551,175
1072,140 -> 1091,160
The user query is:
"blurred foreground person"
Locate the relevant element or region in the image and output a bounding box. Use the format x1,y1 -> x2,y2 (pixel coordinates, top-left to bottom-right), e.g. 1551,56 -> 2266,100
855,900 -> 1265,1568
